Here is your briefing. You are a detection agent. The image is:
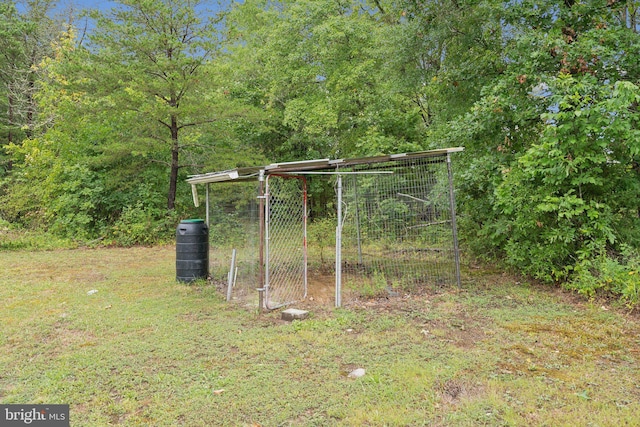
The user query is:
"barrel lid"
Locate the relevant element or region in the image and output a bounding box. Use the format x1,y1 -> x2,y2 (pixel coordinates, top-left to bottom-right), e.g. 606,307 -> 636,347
180,219 -> 205,223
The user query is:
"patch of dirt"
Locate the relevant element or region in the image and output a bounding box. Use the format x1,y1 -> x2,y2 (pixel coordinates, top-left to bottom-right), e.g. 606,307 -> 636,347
421,318 -> 487,349
297,270 -> 442,308
305,272 -> 336,305
435,378 -> 486,406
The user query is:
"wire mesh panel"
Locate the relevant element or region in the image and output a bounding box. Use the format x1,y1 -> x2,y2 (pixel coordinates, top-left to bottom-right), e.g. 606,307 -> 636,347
265,174 -> 308,309
339,156 -> 458,298
207,182 -> 260,308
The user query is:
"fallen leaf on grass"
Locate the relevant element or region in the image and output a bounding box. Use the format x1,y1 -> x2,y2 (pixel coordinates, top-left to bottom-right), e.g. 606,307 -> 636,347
213,389 -> 225,395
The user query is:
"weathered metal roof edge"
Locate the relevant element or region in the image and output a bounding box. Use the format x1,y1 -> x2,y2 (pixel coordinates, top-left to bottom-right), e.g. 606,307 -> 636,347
186,147 -> 464,185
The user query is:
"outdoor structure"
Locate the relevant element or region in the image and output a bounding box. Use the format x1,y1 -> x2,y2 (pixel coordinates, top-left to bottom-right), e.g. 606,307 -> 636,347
186,147 -> 463,309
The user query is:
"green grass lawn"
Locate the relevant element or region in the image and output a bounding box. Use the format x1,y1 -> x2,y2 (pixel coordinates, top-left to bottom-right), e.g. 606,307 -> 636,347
1,246 -> 639,426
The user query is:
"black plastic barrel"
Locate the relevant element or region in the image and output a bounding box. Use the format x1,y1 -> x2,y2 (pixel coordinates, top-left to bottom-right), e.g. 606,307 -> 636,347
176,219 -> 209,282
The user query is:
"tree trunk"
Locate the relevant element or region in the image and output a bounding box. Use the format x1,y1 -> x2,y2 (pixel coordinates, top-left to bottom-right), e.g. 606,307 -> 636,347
167,113 -> 179,211
6,93 -> 14,171
25,78 -> 34,138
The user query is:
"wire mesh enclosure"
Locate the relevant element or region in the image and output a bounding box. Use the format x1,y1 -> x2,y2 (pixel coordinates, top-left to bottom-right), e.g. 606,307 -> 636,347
187,148 -> 462,309
336,156 -> 460,300
205,181 -> 260,308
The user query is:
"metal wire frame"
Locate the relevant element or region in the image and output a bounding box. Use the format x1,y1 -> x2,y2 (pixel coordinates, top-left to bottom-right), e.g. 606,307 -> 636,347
203,181 -> 261,307
335,154 -> 460,304
264,174 -> 308,309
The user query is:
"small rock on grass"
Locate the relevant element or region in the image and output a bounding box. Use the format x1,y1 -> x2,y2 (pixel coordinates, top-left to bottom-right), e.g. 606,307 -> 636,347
281,308 -> 309,321
348,368 -> 366,379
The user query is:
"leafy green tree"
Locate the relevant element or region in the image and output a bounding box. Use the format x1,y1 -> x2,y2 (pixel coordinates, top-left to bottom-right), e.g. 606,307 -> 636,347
224,0 -> 447,215
444,0 -> 640,289
2,0 -> 267,241
84,0 -> 224,211
224,0 -> 435,161
0,0 -> 61,173
392,0 -> 505,128
2,29 -> 111,237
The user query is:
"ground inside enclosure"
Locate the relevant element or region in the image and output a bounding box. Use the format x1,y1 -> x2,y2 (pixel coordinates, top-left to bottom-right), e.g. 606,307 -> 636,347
1,246 -> 640,426
211,248 -> 456,309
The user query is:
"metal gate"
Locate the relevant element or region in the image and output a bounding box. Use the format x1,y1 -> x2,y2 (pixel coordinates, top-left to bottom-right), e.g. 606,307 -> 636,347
264,174 -> 307,309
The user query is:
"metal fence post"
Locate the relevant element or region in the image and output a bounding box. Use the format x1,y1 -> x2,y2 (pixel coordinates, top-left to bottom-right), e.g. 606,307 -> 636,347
258,170 -> 265,310
447,154 -> 462,288
335,174 -> 343,308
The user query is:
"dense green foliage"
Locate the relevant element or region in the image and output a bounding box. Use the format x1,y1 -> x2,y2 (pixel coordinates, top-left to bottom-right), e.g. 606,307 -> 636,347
439,0 -> 640,301
0,0 -> 638,303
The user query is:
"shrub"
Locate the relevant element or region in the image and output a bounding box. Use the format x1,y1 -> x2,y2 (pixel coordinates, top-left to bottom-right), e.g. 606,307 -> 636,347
308,216 -> 336,266
110,202 -> 177,246
567,247 -> 640,308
